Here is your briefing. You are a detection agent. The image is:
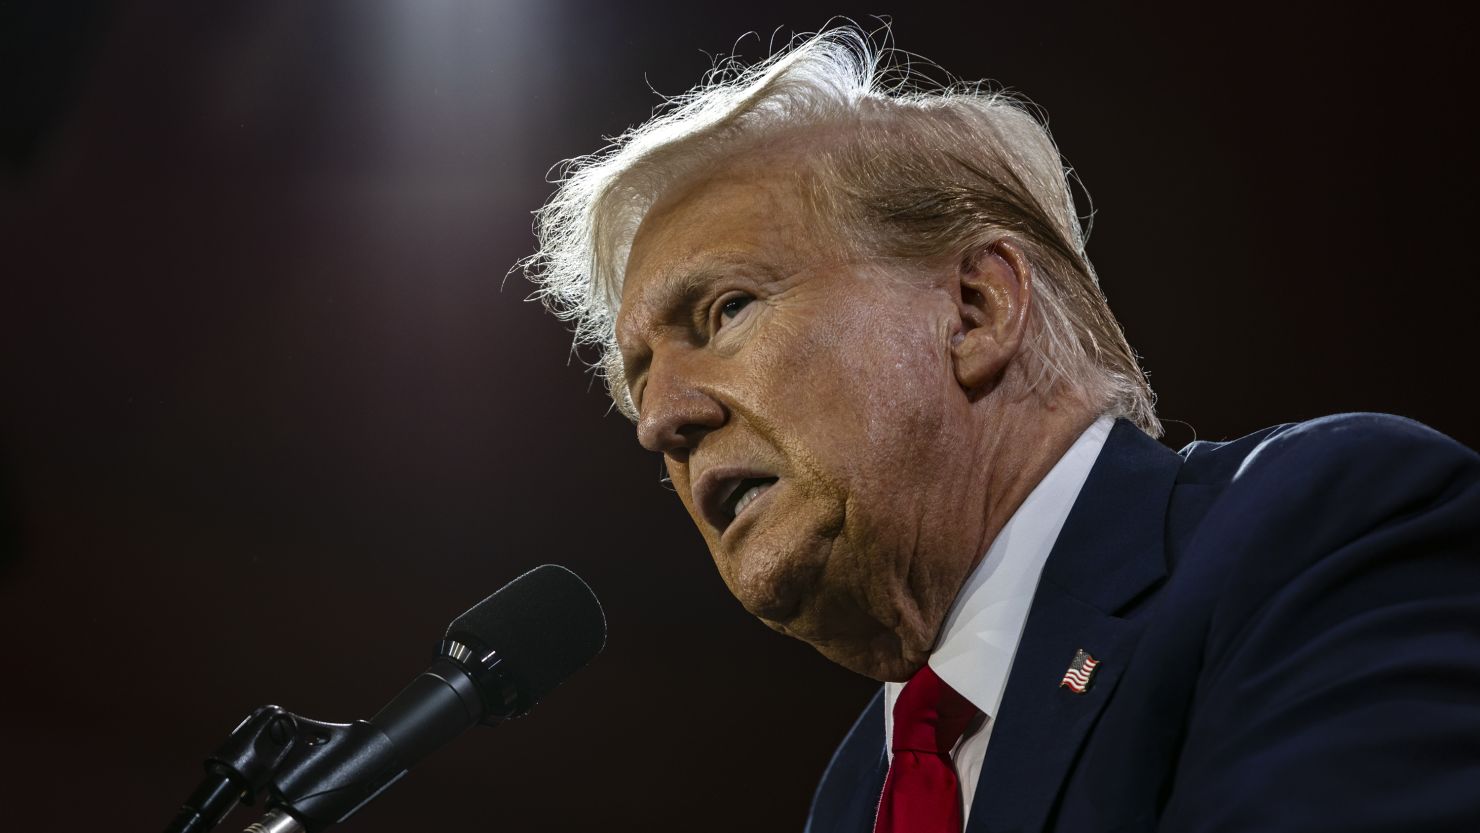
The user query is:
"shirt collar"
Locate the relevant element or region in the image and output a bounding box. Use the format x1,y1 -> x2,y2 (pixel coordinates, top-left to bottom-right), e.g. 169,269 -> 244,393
885,416 -> 1114,732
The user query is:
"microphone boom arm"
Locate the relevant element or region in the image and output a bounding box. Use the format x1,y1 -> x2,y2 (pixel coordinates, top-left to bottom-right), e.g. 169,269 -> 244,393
161,564 -> 605,833
167,644 -> 522,833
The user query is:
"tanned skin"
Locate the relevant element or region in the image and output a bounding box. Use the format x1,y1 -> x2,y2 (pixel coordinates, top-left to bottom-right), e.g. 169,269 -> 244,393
616,147 -> 1095,681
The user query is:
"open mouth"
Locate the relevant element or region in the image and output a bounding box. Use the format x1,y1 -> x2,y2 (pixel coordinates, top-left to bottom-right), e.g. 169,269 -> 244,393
694,467 -> 781,534
722,477 -> 778,525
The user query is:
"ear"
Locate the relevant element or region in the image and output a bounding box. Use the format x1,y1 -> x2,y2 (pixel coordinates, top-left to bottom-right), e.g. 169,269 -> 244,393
950,238 -> 1032,393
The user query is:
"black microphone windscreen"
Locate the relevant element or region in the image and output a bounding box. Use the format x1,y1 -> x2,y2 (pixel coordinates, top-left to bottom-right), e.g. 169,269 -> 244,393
445,564 -> 606,706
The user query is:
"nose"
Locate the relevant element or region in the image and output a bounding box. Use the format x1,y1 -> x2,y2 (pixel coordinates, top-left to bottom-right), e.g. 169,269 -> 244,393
636,351 -> 727,456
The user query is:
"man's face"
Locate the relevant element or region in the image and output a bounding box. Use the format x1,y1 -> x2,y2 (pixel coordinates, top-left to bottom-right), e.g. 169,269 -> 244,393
615,157 -> 989,680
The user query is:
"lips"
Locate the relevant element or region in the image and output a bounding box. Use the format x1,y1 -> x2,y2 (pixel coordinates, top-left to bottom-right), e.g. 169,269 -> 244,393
693,466 -> 780,534
731,479 -> 773,517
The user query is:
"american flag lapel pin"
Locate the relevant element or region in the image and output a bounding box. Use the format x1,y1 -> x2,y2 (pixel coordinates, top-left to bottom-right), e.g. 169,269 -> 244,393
1059,649 -> 1099,694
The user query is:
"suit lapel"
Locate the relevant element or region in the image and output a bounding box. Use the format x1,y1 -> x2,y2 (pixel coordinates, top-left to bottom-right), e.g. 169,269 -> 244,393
966,421 -> 1181,833
805,688 -> 890,833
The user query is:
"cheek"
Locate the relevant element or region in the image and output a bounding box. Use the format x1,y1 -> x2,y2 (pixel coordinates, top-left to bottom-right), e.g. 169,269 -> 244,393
762,290 -> 957,476
702,285 -> 963,646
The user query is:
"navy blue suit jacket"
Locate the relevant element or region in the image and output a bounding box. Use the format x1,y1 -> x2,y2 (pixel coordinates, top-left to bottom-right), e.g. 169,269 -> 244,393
805,414 -> 1480,833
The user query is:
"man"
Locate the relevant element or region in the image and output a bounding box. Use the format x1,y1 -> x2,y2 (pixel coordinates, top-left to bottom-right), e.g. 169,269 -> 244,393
522,28 -> 1480,833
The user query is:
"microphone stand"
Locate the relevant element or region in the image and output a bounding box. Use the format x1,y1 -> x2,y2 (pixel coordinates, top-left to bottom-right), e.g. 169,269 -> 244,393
242,809 -> 306,833
166,643 -> 519,833
161,562 -> 599,833
167,706 -> 298,833
165,704 -> 408,833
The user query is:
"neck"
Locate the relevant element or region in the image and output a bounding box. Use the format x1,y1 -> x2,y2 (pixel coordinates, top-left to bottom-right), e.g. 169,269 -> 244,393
877,387 -> 1100,683
961,389 -> 1099,597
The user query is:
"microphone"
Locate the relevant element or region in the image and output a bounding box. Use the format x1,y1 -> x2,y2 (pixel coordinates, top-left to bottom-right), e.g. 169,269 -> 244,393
167,564 -> 606,833
370,563 -> 608,766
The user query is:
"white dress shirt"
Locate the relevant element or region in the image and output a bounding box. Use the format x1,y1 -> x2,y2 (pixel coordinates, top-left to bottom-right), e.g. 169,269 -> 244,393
882,416 -> 1114,826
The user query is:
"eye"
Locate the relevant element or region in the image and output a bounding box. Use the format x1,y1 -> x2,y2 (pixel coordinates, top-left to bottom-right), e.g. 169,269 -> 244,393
714,294 -> 754,331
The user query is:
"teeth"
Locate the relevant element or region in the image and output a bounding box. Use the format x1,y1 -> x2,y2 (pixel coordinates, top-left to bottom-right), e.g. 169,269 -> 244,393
732,482 -> 772,518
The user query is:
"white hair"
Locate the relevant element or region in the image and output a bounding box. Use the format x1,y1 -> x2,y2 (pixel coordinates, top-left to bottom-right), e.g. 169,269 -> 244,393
519,26 -> 1161,436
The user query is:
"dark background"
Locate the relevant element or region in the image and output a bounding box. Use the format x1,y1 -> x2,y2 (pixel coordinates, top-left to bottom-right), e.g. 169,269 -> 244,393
1,1 -> 1475,830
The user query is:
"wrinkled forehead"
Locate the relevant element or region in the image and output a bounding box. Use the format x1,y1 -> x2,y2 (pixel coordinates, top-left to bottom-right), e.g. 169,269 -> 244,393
616,155 -> 843,334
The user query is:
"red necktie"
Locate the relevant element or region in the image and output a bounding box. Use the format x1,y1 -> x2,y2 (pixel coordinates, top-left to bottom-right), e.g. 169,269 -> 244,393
873,664 -> 979,833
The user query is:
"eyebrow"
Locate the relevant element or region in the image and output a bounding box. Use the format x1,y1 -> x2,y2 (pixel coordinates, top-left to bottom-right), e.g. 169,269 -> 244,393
620,268 -> 716,391
620,256 -> 773,399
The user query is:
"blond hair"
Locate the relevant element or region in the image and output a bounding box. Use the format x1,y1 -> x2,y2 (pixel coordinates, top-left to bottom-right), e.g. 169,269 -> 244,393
520,26 -> 1160,435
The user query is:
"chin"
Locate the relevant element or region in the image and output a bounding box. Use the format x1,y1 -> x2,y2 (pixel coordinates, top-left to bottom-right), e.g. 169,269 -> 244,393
719,512 -> 843,623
